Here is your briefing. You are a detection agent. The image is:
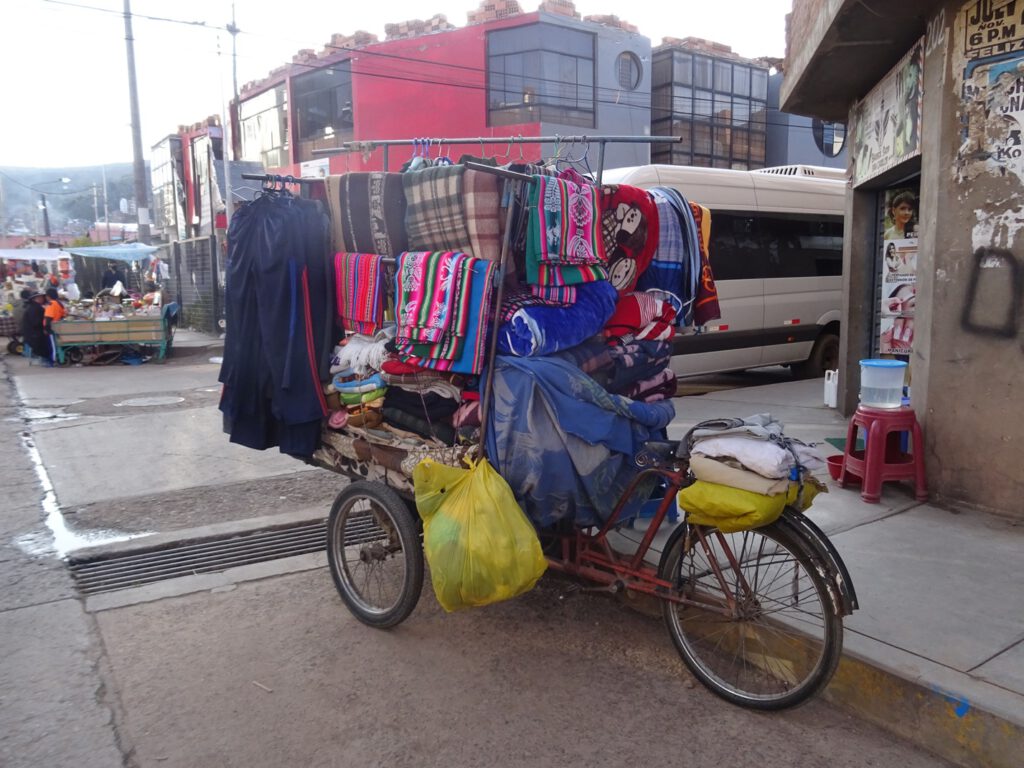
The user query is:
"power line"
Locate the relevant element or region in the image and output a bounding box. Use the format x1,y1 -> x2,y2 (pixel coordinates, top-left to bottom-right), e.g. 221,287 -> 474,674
42,0 -> 225,29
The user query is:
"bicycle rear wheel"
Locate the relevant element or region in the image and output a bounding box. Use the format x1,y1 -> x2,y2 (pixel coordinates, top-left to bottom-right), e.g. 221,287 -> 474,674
327,481 -> 423,628
658,520 -> 842,710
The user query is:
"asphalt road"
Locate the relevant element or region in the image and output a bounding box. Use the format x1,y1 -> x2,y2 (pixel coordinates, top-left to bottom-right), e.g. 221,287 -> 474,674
3,349 -> 953,767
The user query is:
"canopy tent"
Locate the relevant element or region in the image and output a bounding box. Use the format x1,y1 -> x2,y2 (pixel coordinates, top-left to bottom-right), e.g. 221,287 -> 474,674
61,243 -> 160,262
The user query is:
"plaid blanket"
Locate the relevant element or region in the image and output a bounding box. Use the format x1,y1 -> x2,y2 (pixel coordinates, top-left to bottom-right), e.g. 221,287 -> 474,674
326,173 -> 407,256
463,169 -> 502,262
403,166 -> 473,253
335,253 -> 385,335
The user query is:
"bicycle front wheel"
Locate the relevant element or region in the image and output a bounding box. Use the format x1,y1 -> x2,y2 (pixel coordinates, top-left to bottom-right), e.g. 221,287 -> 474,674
658,521 -> 842,710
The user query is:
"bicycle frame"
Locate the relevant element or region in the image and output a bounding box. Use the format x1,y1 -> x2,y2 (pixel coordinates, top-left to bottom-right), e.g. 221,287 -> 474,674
543,465 -> 732,609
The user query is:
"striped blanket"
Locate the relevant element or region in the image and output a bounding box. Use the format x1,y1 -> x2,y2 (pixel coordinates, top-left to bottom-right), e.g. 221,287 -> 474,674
334,253 -> 385,335
395,251 -> 471,344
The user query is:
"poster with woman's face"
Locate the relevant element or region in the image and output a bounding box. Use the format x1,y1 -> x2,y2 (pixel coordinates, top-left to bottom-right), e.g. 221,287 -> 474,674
882,238 -> 917,282
883,187 -> 919,241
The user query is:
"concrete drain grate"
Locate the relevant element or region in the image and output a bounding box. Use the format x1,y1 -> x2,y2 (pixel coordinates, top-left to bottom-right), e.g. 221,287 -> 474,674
66,518 -> 360,595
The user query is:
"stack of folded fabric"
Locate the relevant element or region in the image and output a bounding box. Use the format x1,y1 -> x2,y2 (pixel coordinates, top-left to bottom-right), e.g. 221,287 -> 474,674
381,387 -> 460,445
604,339 -> 671,396
392,251 -> 497,375
679,414 -> 826,532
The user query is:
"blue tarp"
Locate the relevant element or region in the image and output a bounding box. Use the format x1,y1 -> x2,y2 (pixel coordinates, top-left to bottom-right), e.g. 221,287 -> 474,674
62,243 -> 159,262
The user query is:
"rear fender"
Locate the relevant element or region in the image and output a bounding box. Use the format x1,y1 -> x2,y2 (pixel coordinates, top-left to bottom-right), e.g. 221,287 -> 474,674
777,508 -> 859,616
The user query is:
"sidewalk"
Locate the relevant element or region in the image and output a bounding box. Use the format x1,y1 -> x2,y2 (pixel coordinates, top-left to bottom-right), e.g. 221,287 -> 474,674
667,376 -> 1023,768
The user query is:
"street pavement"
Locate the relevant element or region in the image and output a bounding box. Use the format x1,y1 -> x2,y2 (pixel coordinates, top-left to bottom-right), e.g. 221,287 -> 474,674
0,335 -> 1019,767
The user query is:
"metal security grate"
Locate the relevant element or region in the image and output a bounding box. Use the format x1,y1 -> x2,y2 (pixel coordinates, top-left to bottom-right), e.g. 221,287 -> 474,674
68,519 -> 341,595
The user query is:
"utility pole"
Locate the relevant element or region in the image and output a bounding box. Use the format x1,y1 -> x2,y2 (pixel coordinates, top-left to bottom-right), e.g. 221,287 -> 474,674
123,0 -> 151,244
102,165 -> 112,244
222,2 -> 240,233
40,194 -> 51,238
92,184 -> 99,237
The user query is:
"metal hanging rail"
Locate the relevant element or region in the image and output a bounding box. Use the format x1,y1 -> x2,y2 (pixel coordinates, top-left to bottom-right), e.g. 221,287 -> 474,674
312,134 -> 681,185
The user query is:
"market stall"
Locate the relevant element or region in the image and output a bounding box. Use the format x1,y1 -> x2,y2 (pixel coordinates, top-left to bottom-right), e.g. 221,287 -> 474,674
219,143 -> 856,711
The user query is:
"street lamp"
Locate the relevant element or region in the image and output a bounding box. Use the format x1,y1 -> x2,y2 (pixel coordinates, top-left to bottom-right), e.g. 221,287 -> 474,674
35,177 -> 71,237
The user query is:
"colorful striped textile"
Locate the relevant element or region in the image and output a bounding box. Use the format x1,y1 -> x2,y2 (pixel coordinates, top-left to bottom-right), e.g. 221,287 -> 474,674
529,283 -> 577,304
526,174 -> 604,266
395,257 -> 496,374
334,253 -> 385,335
395,251 -> 471,344
403,166 -> 473,254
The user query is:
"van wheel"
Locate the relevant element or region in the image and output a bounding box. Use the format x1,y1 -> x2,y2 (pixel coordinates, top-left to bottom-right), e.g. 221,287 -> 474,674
794,332 -> 839,378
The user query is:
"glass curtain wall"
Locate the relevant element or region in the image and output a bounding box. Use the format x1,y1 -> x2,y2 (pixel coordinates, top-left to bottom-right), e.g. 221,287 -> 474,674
652,49 -> 768,169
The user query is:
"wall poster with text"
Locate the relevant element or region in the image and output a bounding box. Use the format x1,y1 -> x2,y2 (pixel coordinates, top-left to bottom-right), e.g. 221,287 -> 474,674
880,185 -> 920,355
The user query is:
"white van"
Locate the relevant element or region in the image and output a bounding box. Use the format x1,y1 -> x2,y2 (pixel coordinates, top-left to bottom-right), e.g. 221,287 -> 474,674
601,164 -> 846,378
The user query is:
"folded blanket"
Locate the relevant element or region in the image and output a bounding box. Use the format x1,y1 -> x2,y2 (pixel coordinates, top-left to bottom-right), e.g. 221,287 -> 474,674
605,340 -> 671,393
526,174 -> 605,269
637,188 -> 692,324
335,253 -> 385,335
403,166 -> 473,254
395,258 -> 497,374
382,407 -> 456,445
395,251 -> 471,344
326,173 -> 407,256
464,169 -> 502,262
624,367 -> 677,402
498,279 -> 618,357
689,455 -> 791,495
601,184 -> 659,294
603,292 -> 678,342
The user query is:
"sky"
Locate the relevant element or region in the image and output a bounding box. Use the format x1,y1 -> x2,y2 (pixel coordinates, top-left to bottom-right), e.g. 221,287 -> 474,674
0,0 -> 794,169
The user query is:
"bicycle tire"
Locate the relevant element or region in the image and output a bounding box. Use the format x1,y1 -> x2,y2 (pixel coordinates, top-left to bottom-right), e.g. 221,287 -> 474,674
658,518 -> 842,710
326,481 -> 424,629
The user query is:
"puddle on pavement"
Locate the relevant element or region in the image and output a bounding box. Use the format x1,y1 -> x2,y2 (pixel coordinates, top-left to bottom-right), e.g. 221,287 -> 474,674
14,429 -> 153,558
21,408 -> 80,422
114,396 -> 186,408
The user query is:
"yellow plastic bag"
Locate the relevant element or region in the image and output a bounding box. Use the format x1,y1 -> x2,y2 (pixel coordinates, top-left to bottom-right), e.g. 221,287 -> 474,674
414,456 -> 547,612
677,479 -> 819,533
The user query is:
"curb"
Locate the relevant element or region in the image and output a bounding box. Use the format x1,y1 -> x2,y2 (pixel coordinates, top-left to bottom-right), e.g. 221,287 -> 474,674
823,650 -> 1023,768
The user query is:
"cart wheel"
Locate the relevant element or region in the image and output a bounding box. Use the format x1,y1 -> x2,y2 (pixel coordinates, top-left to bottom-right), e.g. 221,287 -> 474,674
67,348 -> 84,365
327,481 -> 424,628
7,340 -> 23,355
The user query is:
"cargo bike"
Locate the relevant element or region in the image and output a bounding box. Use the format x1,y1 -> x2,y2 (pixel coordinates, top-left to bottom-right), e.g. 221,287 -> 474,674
309,161 -> 858,712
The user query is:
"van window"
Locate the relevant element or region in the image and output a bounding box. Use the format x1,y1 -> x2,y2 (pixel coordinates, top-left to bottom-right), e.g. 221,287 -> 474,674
759,215 -> 843,278
709,213 -> 765,279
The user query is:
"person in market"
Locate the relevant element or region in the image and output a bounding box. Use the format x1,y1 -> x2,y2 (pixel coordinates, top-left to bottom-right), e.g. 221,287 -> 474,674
102,262 -> 126,290
42,287 -> 66,366
21,291 -> 50,363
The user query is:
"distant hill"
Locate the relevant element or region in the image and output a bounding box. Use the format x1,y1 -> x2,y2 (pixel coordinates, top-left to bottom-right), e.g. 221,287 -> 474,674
0,163 -> 141,235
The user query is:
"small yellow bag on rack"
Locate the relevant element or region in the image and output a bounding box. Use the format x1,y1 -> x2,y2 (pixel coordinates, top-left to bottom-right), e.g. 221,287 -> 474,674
678,479 -> 820,533
413,456 -> 547,612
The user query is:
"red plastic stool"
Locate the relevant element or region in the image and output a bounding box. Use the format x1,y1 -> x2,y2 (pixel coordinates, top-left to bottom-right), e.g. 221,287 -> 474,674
839,405 -> 928,504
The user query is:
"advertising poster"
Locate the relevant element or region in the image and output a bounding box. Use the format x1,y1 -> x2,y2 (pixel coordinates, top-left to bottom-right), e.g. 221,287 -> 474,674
851,38 -> 925,186
880,186 -> 919,355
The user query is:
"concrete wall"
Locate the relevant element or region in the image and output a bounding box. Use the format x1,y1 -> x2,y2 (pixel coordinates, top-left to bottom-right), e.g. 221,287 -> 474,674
787,0 -> 1024,517
912,0 -> 1024,515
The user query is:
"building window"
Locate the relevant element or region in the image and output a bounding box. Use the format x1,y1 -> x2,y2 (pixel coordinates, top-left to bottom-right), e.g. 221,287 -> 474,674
488,24 -> 595,128
616,52 -> 642,90
239,85 -> 289,169
673,51 -> 692,85
813,119 -> 847,157
751,68 -> 768,101
734,65 -> 750,97
693,56 -> 713,89
714,61 -> 732,92
292,63 -> 353,162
